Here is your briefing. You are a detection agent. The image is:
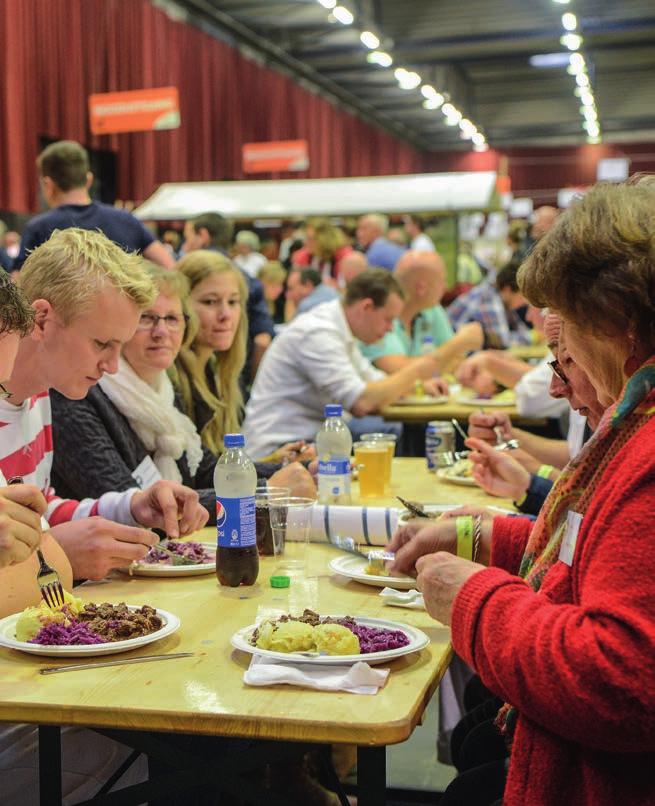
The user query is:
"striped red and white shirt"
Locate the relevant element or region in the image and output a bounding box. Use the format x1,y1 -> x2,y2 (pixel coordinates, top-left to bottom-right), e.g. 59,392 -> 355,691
0,392 -> 137,526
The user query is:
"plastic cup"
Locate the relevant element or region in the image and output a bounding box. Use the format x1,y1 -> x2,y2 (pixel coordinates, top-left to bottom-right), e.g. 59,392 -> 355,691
255,485 -> 291,556
353,441 -> 388,498
360,433 -> 396,488
268,496 -> 315,573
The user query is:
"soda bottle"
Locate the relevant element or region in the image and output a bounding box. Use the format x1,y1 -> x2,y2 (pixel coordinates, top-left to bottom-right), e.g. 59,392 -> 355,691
316,404 -> 352,504
214,433 -> 259,587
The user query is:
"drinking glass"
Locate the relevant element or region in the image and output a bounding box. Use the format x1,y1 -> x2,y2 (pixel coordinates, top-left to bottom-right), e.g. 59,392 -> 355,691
268,496 -> 315,573
254,485 -> 290,556
353,441 -> 388,498
360,433 -> 396,489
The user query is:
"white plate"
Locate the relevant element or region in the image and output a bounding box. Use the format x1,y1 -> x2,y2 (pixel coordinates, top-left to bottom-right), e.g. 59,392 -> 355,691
117,542 -> 216,577
437,468 -> 478,487
329,554 -> 415,590
455,394 -> 516,407
0,606 -> 180,658
231,615 -> 429,666
394,395 -> 449,406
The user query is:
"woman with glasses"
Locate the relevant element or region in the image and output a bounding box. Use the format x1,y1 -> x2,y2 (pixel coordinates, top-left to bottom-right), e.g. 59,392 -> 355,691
49,264 -> 314,522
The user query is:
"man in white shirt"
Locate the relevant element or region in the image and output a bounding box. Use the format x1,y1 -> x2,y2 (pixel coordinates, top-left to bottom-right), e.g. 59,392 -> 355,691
404,214 -> 436,252
243,269 -> 455,457
232,230 -> 267,279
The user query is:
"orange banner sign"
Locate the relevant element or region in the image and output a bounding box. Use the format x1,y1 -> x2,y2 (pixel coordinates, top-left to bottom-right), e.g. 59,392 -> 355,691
88,87 -> 180,135
242,140 -> 309,173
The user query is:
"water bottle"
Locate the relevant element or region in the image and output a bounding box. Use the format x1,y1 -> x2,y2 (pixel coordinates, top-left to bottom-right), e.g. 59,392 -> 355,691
421,335 -> 435,355
316,404 -> 352,504
214,433 -> 259,587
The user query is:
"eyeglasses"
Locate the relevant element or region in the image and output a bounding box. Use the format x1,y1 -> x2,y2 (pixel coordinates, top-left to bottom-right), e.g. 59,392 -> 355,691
137,313 -> 188,332
548,359 -> 569,385
0,382 -> 12,400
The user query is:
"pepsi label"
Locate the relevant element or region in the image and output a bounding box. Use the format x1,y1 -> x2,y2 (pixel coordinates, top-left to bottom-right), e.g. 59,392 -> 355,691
216,495 -> 256,548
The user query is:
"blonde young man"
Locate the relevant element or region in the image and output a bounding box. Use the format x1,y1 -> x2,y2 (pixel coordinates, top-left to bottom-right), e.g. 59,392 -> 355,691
0,229 -> 208,580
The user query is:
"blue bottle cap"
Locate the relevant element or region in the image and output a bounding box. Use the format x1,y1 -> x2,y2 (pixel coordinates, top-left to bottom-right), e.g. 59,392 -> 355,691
224,433 -> 245,448
324,404 -> 343,417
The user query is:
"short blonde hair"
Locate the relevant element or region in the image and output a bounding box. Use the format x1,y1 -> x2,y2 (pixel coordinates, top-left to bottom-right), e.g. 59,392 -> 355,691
18,228 -> 156,323
258,260 -> 287,285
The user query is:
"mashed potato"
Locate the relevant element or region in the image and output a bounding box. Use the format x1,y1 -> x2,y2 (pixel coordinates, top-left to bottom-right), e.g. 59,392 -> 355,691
256,620 -> 315,653
15,592 -> 84,642
313,623 -> 360,655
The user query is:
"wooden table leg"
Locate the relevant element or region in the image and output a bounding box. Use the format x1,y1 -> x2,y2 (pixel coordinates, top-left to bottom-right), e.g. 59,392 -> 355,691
38,725 -> 62,806
357,745 -> 386,806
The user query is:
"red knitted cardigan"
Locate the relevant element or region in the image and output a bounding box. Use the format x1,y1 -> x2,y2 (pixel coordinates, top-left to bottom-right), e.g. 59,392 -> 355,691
451,416 -> 655,806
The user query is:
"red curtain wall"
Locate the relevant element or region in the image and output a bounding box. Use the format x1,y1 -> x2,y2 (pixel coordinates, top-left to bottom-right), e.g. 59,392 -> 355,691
0,0 -> 424,213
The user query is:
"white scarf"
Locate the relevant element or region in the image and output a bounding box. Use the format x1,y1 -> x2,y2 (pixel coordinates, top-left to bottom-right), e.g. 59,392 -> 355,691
98,357 -> 204,483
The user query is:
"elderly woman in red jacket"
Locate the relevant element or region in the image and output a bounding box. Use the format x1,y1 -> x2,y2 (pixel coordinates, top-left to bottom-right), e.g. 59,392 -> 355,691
389,178 -> 655,806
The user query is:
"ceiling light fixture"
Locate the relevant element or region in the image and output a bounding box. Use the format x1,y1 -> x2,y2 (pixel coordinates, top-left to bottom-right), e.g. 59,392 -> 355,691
360,31 -> 380,49
561,12 -> 577,30
471,132 -> 486,146
394,68 -> 421,89
332,5 -> 353,25
560,33 -> 582,50
473,143 -> 490,152
422,96 -> 444,110
575,72 -> 590,87
317,0 -> 336,8
366,51 -> 392,67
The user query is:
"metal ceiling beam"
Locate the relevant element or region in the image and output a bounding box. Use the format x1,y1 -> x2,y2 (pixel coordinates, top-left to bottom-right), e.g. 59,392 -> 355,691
174,0 -> 431,150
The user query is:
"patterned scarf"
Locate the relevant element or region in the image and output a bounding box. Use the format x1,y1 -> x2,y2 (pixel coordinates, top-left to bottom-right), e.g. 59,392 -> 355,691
497,357 -> 655,737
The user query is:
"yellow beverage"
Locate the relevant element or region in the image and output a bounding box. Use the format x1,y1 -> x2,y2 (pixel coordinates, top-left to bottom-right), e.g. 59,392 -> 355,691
354,443 -> 388,497
360,434 -> 396,488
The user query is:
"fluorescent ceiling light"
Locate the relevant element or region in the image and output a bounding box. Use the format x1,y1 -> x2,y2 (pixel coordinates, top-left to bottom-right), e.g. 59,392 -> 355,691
580,91 -> 594,106
529,52 -> 571,68
575,72 -> 590,87
560,33 -> 582,50
460,118 -> 477,137
582,106 -> 597,120
445,114 -> 461,126
553,0 -> 570,4
562,13 -> 577,30
587,136 -> 602,144
360,31 -> 379,49
422,96 -> 444,110
317,0 -> 336,7
472,132 -> 486,146
421,84 -> 439,99
474,143 -> 490,152
332,5 -> 353,24
394,68 -> 421,89
367,51 -> 392,67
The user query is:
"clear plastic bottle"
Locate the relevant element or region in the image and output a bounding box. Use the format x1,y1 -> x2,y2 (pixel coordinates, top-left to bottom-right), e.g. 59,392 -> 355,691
420,335 -> 435,355
214,433 -> 259,587
316,404 -> 352,504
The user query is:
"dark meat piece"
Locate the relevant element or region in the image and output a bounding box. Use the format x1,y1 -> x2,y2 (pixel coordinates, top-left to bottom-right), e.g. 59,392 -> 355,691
77,603 -> 162,641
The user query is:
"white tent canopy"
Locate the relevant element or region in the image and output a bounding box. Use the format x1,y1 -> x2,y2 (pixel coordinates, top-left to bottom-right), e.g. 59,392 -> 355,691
133,171 -> 498,221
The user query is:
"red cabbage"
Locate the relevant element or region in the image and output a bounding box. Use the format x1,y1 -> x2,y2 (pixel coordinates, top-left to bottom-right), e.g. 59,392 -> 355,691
29,621 -> 106,646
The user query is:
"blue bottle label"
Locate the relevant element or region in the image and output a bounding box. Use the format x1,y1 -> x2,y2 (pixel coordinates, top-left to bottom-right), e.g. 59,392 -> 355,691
318,459 -> 350,476
216,495 -> 256,548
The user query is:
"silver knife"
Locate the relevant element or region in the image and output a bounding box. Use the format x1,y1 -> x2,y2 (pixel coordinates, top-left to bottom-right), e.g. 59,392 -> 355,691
327,533 -> 394,562
40,651 -> 194,675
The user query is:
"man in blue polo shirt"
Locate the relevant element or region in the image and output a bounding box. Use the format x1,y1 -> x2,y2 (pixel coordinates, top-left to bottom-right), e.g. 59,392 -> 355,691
14,140 -> 174,270
356,213 -> 406,271
360,250 -> 484,374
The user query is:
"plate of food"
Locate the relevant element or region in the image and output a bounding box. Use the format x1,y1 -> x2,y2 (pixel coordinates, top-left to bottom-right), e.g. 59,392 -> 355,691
395,395 -> 449,406
119,541 -> 216,577
231,609 -> 429,666
329,554 -> 416,590
456,390 -> 516,407
0,594 -> 180,657
437,459 -> 478,487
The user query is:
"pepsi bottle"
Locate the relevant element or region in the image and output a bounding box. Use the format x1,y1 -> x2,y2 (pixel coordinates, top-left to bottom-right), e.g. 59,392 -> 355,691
214,433 -> 259,587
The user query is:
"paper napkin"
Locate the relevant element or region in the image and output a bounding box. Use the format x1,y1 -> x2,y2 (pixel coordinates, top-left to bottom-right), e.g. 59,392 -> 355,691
244,654 -> 389,694
379,587 -> 425,610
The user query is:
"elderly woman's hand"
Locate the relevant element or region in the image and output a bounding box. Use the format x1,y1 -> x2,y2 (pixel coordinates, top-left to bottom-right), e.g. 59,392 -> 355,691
465,437 -> 531,500
468,412 -> 513,445
388,520 -> 458,576
416,552 -> 486,626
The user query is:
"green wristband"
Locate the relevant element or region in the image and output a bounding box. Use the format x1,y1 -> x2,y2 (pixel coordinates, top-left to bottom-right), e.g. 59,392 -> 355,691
537,464 -> 555,479
455,516 -> 474,560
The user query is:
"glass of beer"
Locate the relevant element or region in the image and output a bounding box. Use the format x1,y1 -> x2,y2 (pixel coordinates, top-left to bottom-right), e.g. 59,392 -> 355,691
353,441 -> 388,498
360,433 -> 397,490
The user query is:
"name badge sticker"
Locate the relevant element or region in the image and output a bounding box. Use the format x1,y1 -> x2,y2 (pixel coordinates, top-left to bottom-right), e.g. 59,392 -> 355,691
131,455 -> 162,489
559,511 -> 583,566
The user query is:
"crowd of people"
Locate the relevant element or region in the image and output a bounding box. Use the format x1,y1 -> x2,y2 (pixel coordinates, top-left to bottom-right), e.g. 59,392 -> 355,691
0,138 -> 653,805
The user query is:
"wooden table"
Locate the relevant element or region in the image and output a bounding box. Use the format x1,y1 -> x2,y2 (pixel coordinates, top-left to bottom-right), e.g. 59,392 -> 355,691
0,459 -> 509,805
381,394 -> 543,427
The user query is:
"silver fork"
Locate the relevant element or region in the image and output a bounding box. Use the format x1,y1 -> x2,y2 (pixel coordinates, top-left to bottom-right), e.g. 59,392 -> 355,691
7,476 -> 65,609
